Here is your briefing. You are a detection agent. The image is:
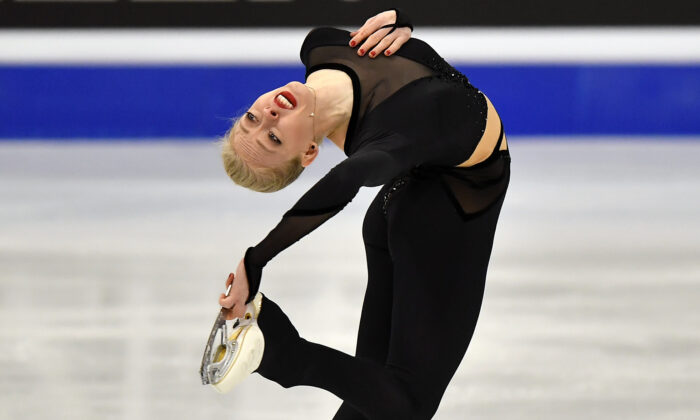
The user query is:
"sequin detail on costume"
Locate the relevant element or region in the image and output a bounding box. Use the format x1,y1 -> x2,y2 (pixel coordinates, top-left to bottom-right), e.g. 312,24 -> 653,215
425,55 -> 488,139
382,176 -> 410,215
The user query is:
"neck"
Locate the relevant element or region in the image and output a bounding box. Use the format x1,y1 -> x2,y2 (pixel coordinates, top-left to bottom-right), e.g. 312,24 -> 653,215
305,69 -> 354,151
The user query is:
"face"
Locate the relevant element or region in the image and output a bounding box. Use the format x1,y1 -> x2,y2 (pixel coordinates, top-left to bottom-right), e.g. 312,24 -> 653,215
231,81 -> 318,170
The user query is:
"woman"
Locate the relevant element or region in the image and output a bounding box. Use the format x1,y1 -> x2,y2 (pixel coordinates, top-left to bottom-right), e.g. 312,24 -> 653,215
217,8 -> 511,419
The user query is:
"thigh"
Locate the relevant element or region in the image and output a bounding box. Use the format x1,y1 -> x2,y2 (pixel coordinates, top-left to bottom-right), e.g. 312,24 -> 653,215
334,185 -> 395,420
383,175 -> 507,416
355,183 -> 395,361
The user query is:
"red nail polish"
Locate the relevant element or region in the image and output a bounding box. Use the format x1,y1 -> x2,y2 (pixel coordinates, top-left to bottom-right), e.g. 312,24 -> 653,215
370,51 -> 376,57
350,40 -> 356,47
359,49 -> 364,55
386,50 -> 392,55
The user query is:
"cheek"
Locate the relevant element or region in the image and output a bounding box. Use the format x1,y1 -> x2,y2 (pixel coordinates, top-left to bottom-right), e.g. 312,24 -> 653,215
292,118 -> 312,146
278,116 -> 303,145
299,111 -> 314,134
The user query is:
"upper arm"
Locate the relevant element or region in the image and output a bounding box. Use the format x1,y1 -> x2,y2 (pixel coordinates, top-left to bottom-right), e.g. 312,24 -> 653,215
285,136 -> 417,216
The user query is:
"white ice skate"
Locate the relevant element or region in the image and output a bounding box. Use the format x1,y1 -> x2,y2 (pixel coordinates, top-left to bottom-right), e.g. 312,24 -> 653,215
200,288 -> 264,393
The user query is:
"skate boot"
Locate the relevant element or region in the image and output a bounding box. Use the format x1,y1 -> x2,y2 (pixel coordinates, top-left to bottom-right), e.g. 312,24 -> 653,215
200,291 -> 265,393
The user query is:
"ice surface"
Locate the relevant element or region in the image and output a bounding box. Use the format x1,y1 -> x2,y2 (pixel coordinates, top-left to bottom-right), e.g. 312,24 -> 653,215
0,138 -> 698,420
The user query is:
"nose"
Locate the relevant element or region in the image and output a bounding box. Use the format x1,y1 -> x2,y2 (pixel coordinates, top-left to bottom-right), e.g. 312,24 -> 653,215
264,106 -> 278,120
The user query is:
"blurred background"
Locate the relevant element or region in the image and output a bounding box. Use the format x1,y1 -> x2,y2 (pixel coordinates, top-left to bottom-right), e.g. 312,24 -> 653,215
1,1 -> 699,419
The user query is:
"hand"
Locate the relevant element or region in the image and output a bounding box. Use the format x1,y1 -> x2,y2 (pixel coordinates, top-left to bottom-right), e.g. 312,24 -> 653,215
218,258 -> 250,320
348,10 -> 412,58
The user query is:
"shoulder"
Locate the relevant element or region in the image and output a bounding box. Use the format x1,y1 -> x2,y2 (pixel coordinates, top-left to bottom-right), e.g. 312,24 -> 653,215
300,26 -> 351,66
393,36 -> 443,69
299,26 -> 442,70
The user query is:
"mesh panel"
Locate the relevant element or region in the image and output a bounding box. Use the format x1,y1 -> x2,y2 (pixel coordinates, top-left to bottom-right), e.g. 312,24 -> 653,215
307,45 -> 436,125
441,151 -> 511,219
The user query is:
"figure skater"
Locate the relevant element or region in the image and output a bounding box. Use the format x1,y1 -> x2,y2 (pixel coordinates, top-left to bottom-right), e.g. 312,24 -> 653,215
216,8 -> 511,419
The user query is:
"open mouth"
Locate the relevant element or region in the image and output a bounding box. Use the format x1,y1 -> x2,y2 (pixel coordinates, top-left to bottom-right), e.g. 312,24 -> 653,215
274,91 -> 296,109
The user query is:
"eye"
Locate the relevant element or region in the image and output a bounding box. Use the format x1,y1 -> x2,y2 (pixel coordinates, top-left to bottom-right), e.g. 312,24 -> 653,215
245,111 -> 282,145
268,132 -> 282,145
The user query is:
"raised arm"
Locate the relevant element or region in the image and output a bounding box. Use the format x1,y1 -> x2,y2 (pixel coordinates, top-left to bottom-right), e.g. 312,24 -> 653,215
348,7 -> 413,58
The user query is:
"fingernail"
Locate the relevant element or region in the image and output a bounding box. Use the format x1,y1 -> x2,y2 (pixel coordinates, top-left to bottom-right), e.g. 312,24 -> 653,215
386,50 -> 392,55
350,40 -> 356,47
370,51 -> 376,57
359,49 -> 364,55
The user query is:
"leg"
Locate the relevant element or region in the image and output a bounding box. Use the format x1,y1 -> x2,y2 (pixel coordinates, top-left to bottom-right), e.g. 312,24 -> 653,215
255,295 -> 419,419
382,176 -> 507,417
356,183 -> 395,362
254,174 -> 508,419
334,186 -> 395,420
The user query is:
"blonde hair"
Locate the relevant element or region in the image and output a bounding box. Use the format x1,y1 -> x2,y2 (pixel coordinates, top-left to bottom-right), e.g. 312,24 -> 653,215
219,115 -> 321,193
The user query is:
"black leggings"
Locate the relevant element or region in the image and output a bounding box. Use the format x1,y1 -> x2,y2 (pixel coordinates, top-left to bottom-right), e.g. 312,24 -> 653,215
255,166 -> 509,419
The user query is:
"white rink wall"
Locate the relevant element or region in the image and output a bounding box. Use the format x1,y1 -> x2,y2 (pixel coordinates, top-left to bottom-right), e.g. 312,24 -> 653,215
1,27 -> 699,64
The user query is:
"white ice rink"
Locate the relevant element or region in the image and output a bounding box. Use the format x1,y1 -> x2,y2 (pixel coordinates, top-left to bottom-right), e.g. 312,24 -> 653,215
1,139 -> 699,419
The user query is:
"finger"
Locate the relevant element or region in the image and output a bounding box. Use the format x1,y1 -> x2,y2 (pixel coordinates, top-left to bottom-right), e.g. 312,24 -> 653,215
219,293 -> 235,308
348,24 -> 369,46
349,18 -> 381,48
225,272 -> 234,288
358,27 -> 391,56
369,34 -> 398,58
348,31 -> 362,47
383,34 -> 410,56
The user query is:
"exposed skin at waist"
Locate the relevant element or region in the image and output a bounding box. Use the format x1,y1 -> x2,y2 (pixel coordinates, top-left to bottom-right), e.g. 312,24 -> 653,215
454,94 -> 509,168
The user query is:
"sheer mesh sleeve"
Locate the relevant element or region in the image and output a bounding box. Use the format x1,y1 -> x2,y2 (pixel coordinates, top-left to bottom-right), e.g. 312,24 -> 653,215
242,134 -> 418,303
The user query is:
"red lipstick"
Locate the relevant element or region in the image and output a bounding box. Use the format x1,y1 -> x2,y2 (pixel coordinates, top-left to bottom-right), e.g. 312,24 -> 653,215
279,91 -> 297,108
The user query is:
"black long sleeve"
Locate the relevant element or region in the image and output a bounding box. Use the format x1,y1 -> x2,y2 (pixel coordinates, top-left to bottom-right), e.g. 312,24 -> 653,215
243,133 -> 418,303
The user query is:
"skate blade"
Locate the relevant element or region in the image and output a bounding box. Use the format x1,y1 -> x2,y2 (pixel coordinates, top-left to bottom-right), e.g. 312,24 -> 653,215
199,292 -> 265,389
211,323 -> 265,393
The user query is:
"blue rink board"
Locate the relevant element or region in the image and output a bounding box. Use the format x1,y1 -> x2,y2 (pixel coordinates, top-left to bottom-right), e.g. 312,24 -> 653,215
1,64 -> 698,139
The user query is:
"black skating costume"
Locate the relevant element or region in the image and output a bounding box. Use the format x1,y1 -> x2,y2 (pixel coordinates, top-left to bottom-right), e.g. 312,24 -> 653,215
242,8 -> 511,419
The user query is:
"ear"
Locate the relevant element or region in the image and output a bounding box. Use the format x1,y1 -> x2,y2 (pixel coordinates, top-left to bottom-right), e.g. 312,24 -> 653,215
300,143 -> 320,168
